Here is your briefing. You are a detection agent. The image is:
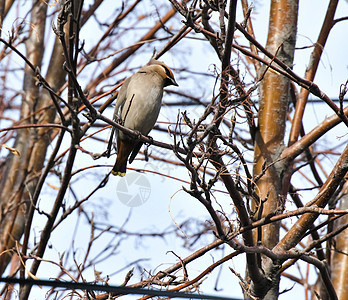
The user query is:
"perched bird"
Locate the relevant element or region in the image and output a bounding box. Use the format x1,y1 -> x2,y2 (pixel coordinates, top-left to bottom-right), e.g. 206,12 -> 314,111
110,59 -> 178,176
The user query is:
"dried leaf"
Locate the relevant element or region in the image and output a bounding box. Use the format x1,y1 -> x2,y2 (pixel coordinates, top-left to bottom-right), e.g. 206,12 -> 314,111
1,144 -> 21,156
47,183 -> 60,190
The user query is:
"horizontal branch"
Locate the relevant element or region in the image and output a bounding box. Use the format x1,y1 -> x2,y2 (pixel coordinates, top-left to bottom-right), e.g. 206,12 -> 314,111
96,111 -> 188,155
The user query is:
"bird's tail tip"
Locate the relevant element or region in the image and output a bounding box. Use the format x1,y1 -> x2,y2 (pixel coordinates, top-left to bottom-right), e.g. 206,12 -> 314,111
111,170 -> 126,177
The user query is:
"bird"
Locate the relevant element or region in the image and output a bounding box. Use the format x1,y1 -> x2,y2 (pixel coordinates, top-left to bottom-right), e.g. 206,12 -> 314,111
110,59 -> 178,176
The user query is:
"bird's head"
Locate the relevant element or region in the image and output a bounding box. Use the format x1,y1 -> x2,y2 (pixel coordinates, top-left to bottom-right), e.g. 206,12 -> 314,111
147,59 -> 178,87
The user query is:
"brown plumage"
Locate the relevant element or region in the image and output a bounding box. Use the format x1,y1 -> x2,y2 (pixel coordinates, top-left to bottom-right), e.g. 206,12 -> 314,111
110,59 -> 178,176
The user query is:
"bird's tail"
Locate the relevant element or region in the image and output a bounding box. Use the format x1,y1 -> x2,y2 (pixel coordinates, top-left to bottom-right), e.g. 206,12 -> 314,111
111,139 -> 134,176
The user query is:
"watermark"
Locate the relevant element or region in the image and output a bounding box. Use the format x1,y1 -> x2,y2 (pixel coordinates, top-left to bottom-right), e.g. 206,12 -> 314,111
116,172 -> 151,207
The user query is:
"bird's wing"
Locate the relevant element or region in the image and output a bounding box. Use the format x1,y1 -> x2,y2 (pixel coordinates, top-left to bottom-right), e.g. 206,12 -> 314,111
114,76 -> 131,117
107,77 -> 132,156
129,141 -> 143,164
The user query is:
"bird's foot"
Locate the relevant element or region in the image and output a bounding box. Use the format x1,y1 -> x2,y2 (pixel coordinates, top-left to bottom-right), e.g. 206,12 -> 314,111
133,130 -> 142,140
146,135 -> 154,145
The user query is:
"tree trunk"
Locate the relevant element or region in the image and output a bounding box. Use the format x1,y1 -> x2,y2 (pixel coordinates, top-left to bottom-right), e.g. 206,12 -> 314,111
331,179 -> 348,299
0,0 -> 48,274
0,0 -> 68,275
252,0 -> 298,298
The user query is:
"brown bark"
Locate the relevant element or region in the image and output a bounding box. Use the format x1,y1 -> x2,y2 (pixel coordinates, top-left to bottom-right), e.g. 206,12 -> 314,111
331,178 -> 348,299
0,0 -> 70,276
254,0 -> 298,247
252,0 -> 298,298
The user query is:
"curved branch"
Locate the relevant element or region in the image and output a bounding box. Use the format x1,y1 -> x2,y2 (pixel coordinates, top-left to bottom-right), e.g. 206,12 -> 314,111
282,106 -> 348,162
274,144 -> 348,253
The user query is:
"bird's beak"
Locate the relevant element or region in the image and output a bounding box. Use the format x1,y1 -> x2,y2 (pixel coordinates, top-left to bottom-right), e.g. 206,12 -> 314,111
164,76 -> 179,87
171,78 -> 179,87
